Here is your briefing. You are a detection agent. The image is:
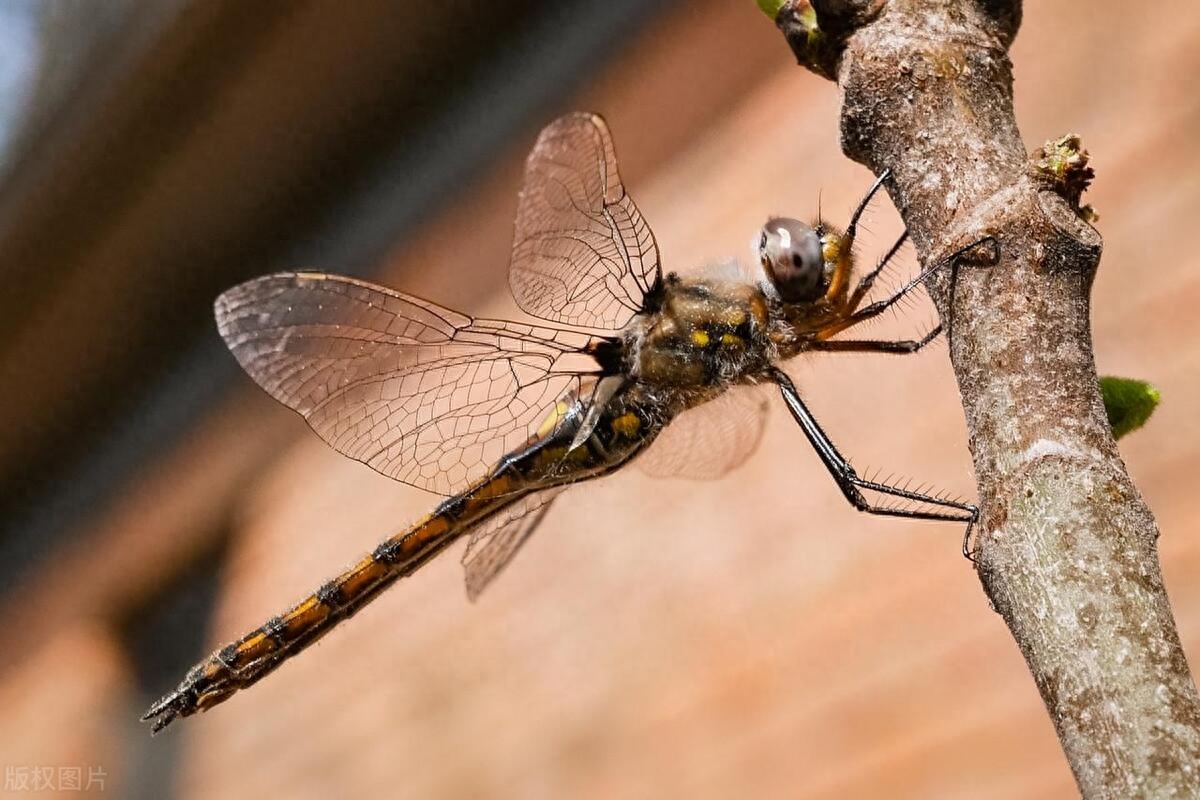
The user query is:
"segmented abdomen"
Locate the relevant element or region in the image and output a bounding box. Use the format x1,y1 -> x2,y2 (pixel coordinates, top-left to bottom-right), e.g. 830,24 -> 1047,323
142,473 -> 523,732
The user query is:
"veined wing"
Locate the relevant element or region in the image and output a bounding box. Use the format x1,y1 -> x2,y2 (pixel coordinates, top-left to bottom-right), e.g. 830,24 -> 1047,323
510,112 -> 661,330
461,487 -> 565,601
215,272 -> 596,496
636,385 -> 769,480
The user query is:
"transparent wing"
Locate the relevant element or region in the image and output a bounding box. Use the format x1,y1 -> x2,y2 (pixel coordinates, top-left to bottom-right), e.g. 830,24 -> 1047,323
636,385 -> 770,480
215,272 -> 595,495
510,112 -> 661,330
461,487 -> 565,601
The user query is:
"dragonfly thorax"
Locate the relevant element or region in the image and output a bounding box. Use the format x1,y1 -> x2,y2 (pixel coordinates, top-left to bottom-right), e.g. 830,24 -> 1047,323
627,276 -> 771,391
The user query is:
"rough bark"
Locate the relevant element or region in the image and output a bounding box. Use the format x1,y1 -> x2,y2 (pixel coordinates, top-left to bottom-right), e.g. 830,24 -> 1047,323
769,1 -> 1200,796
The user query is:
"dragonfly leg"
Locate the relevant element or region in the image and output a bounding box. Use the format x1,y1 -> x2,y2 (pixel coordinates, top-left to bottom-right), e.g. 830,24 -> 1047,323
822,236 -> 1000,342
772,369 -> 978,530
809,323 -> 943,355
843,168 -> 891,242
846,230 -> 909,312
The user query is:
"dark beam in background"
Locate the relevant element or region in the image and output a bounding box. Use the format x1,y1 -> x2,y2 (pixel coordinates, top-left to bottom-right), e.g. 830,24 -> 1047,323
0,0 -> 672,591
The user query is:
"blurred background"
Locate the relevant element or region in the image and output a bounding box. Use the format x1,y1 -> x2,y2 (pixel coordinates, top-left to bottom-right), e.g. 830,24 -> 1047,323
0,1 -> 1196,797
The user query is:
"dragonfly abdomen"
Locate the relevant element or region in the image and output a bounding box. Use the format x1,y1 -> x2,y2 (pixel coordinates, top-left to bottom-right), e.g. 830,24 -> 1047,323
144,384 -> 654,732
142,473 -> 528,733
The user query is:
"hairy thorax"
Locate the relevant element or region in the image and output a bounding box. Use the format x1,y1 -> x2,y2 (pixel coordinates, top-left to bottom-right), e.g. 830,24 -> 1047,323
626,275 -> 773,394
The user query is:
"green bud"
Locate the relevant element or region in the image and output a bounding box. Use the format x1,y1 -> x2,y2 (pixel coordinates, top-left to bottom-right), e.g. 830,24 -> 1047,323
756,0 -> 789,18
1100,376 -> 1160,440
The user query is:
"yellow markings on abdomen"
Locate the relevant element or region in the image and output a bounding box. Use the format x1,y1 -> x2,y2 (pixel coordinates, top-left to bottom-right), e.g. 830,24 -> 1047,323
229,631 -> 276,665
536,400 -> 574,439
145,472 -> 528,731
203,508 -> 468,695
264,503 -> 467,655
690,329 -> 711,347
279,596 -> 332,640
611,412 -> 641,438
337,555 -> 390,601
394,511 -> 451,556
720,332 -> 742,346
463,473 -> 515,505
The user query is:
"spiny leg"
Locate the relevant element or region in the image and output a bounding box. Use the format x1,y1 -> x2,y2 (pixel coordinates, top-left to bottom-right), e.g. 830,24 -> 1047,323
816,236 -> 1003,357
850,235 -> 999,326
818,236 -> 999,342
843,168 -> 892,242
845,230 -> 909,313
810,323 -> 943,356
771,369 -> 978,532
816,171 -> 896,303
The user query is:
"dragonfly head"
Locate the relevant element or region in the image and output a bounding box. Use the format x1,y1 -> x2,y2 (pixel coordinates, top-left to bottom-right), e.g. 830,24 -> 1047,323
757,217 -> 829,304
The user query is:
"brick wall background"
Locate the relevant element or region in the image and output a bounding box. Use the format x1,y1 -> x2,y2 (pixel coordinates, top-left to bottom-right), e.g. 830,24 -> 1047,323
2,2 -> 1199,798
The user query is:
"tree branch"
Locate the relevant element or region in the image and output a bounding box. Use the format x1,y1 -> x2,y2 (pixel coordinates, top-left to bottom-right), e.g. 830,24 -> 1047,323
766,0 -> 1200,795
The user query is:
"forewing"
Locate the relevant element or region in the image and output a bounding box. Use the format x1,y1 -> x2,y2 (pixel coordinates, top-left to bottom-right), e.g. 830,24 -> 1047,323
215,272 -> 591,495
636,385 -> 770,480
510,112 -> 660,330
462,488 -> 565,601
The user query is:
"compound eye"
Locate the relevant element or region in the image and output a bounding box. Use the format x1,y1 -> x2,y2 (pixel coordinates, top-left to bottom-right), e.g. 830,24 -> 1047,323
759,217 -> 825,302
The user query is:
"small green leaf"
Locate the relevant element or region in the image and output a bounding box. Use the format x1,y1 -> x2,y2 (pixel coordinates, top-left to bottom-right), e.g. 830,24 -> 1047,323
756,0 -> 789,19
1100,376 -> 1160,440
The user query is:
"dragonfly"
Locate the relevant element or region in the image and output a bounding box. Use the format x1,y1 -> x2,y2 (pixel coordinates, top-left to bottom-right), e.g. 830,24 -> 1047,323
144,112 -> 982,733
